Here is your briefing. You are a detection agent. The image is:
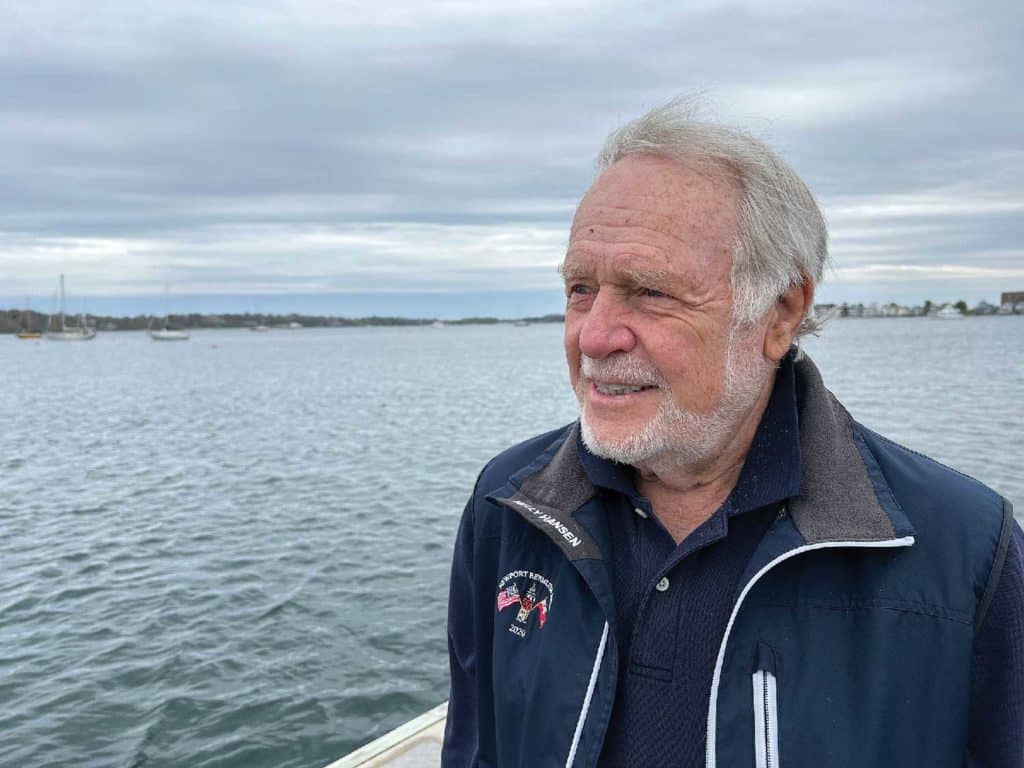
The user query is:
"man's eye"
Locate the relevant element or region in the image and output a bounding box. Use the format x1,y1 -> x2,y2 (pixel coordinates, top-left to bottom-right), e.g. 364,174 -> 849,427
568,284 -> 591,296
641,287 -> 670,299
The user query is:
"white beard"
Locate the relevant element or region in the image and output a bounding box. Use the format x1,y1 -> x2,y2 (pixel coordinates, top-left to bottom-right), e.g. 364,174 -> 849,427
575,332 -> 774,467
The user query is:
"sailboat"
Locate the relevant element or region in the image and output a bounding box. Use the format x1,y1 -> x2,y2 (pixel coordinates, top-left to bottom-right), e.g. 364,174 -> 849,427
149,283 -> 190,341
45,275 -> 96,341
16,301 -> 41,340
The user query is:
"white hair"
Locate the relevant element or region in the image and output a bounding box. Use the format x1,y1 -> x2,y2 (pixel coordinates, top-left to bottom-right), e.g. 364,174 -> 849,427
595,96 -> 830,339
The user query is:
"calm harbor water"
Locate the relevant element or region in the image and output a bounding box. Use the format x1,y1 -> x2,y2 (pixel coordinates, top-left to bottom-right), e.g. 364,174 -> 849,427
2,318 -> 1021,768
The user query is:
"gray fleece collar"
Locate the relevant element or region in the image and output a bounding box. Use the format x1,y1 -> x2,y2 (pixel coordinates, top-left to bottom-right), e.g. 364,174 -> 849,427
788,355 -> 903,544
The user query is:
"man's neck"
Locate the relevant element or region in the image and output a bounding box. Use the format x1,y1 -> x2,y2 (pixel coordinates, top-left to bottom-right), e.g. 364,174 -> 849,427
633,374 -> 776,545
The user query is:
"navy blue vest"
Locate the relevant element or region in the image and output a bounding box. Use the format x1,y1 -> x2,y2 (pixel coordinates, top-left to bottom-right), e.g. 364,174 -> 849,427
443,356 -> 1011,767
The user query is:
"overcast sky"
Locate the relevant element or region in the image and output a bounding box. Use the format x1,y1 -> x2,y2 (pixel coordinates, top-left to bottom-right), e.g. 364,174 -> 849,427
1,0 -> 1021,314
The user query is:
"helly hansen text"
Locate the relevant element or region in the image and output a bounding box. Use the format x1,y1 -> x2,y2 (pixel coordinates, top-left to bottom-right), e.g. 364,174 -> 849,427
510,500 -> 583,548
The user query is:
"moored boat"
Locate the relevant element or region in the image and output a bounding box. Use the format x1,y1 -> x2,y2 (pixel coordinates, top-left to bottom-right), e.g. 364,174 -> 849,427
45,275 -> 96,341
149,328 -> 190,341
46,325 -> 97,341
15,302 -> 41,339
148,283 -> 190,340
935,305 -> 964,319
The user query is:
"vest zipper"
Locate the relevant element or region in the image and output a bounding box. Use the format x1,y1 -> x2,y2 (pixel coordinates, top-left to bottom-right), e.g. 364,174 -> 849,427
704,535 -> 915,768
753,643 -> 780,768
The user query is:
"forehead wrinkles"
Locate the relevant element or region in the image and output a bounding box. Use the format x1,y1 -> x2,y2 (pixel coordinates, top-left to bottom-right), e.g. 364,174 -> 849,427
564,206 -> 714,286
569,205 -> 694,249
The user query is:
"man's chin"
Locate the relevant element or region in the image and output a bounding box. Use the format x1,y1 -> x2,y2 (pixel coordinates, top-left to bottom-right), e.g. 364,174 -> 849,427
579,415 -> 660,466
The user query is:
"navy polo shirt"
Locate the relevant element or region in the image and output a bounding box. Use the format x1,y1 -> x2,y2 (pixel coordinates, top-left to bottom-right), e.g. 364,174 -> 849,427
582,354 -> 802,768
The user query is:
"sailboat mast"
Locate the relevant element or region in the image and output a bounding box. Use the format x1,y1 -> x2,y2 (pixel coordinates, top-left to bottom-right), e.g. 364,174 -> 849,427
59,274 -> 66,332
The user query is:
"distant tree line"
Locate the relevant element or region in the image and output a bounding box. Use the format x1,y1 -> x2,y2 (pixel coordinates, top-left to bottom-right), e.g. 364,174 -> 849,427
6,299 -> 1015,335
0,309 -> 568,334
813,298 -> 1014,319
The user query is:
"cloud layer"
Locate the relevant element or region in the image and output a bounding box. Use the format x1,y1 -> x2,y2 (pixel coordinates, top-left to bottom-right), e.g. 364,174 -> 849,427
1,0 -> 1021,308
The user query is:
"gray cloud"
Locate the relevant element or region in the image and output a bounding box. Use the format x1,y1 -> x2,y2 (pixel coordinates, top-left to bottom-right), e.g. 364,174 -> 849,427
0,0 -> 1021,305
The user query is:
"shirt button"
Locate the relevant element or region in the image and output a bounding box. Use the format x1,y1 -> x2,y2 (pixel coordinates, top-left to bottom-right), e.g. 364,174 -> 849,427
655,576 -> 670,592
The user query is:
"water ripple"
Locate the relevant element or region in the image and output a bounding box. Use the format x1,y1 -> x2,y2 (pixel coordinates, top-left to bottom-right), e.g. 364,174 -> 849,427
0,321 -> 1020,767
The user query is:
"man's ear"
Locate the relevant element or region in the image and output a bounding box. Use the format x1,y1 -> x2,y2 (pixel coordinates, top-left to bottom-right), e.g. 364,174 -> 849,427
763,278 -> 813,362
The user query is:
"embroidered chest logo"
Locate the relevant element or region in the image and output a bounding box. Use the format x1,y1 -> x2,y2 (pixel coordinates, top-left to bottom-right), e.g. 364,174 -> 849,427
496,570 -> 554,638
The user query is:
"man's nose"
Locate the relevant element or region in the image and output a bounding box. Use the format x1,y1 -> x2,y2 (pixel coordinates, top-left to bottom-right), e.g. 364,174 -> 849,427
578,291 -> 636,359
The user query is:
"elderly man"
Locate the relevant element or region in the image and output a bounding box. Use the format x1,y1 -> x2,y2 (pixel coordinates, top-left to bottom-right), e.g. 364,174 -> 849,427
442,102 -> 1023,767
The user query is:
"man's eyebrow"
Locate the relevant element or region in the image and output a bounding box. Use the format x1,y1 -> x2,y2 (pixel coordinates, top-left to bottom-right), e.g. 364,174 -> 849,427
557,257 -> 674,287
618,262 -> 673,286
557,261 -> 582,281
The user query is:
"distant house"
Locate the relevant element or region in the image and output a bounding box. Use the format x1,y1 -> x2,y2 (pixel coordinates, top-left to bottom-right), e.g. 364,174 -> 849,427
1000,292 -> 1023,314
881,303 -> 913,317
1001,291 -> 1024,305
973,300 -> 998,315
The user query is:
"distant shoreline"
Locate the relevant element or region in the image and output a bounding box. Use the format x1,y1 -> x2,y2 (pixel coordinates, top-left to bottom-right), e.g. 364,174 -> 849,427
0,310 -> 567,334
3,303 -> 1021,334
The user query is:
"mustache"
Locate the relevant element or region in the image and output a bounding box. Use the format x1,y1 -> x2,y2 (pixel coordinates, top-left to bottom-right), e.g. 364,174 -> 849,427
579,354 -> 665,387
